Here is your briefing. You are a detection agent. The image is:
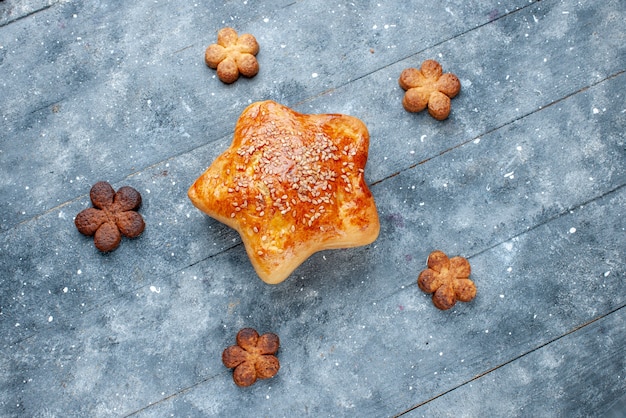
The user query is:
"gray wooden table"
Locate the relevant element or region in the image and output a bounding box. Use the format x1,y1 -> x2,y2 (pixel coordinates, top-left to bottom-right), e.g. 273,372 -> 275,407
1,0 -> 624,416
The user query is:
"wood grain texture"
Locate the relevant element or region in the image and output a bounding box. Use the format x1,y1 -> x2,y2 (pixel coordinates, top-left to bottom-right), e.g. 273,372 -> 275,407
404,307 -> 626,417
0,0 -> 624,416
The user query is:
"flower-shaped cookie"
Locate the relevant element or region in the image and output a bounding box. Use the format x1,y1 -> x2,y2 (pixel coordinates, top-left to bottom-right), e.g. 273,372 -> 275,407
74,181 -> 145,252
205,27 -> 259,84
418,250 -> 476,310
222,328 -> 280,387
399,59 -> 461,120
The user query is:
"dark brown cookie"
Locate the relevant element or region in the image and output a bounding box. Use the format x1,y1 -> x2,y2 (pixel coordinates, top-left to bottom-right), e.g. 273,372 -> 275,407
75,181 -> 145,252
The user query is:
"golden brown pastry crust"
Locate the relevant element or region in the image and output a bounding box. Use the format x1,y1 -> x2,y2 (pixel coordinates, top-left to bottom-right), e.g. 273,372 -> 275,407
205,27 -> 259,84
188,100 -> 380,284
399,59 -> 461,120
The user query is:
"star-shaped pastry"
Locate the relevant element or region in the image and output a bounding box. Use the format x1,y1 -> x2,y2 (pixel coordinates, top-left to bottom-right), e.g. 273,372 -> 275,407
188,100 -> 380,284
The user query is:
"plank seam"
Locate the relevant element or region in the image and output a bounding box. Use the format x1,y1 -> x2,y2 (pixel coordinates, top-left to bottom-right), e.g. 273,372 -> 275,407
0,2 -> 57,28
376,181 -> 625,300
370,69 -> 626,187
295,1 -> 543,106
122,371 -> 227,417
3,69 -> 622,237
393,303 -> 626,417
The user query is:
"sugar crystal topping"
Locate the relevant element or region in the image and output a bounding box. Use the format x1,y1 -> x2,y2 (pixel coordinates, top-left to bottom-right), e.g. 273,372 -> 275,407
225,115 -> 361,231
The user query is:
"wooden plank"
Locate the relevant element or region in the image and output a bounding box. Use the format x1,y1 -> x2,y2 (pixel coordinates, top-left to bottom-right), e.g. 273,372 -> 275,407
309,0 -> 626,185
1,55 -> 623,349
0,0 -> 57,27
44,171 -> 621,417
0,0 -> 624,416
401,307 -> 626,417
1,72 -> 623,415
0,0 -> 301,231
1,0 -> 536,231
